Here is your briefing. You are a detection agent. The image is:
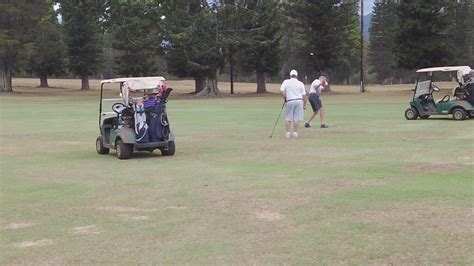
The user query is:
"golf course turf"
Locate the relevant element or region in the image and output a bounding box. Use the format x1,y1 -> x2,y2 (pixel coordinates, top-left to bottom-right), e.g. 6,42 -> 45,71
1,79 -> 473,264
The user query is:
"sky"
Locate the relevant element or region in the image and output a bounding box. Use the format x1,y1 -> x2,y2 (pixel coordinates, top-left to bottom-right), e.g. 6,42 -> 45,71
362,0 -> 375,15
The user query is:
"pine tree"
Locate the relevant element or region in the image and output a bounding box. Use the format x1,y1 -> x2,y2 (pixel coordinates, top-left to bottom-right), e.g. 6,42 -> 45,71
368,0 -> 399,84
0,0 -> 48,92
394,0 -> 454,69
225,0 -> 283,93
26,7 -> 66,88
162,0 -> 224,96
288,0 -> 360,85
59,0 -> 105,90
450,0 -> 473,66
108,1 -> 164,77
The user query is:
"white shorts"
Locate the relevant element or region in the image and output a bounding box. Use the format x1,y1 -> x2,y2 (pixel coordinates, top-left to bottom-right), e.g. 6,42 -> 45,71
285,100 -> 304,122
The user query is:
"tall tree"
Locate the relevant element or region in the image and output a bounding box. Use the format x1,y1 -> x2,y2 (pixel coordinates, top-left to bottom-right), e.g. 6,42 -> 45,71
0,0 -> 48,92
26,6 -> 66,87
368,0 -> 399,83
108,1 -> 164,77
394,0 -> 454,69
59,0 -> 105,90
288,0 -> 360,85
162,0 -> 224,96
450,0 -> 473,66
223,0 -> 282,93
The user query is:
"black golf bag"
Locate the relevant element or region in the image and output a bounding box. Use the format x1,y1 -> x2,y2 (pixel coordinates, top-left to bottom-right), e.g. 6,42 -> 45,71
146,88 -> 172,142
466,83 -> 474,106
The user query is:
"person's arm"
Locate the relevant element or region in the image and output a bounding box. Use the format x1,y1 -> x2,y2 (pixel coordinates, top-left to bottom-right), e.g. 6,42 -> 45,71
302,84 -> 307,108
280,81 -> 286,101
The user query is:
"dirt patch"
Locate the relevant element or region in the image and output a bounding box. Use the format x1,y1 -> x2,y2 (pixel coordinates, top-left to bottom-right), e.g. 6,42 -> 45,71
72,225 -> 100,235
4,222 -> 34,230
254,210 -> 285,222
14,239 -> 53,248
359,206 -> 473,235
96,206 -> 156,213
166,205 -> 187,210
408,163 -> 459,173
117,214 -> 149,221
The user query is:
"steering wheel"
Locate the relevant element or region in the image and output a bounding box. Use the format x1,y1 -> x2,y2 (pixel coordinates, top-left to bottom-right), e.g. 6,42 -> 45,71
432,84 -> 440,92
112,102 -> 127,114
439,95 -> 450,103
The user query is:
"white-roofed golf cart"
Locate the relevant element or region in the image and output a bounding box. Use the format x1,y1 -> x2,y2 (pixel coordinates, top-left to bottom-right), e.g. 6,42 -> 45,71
405,66 -> 474,120
96,76 -> 175,159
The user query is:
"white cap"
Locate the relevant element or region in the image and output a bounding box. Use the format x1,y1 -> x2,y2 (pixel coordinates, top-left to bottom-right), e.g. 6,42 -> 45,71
290,70 -> 298,77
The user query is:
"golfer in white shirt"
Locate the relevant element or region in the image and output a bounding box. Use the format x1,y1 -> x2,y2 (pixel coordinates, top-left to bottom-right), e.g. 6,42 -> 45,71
280,70 -> 307,139
305,76 -> 329,128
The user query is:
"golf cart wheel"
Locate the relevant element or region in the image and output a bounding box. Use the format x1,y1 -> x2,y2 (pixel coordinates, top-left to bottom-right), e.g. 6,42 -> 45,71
161,141 -> 175,156
452,108 -> 467,121
405,107 -> 418,120
116,139 -> 132,159
96,136 -> 109,155
420,115 -> 430,119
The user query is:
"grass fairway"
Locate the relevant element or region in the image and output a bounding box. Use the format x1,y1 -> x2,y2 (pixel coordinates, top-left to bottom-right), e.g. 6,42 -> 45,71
1,80 -> 473,264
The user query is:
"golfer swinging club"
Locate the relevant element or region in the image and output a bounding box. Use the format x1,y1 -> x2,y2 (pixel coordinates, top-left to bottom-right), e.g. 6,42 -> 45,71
305,75 -> 329,128
280,70 -> 307,139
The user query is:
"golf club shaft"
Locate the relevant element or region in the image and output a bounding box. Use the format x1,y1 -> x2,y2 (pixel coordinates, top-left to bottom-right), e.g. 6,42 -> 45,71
269,101 -> 285,138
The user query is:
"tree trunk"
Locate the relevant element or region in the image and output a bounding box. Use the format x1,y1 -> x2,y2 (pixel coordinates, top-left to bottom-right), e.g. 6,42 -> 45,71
81,75 -> 91,90
256,71 -> 267,93
197,77 -> 220,96
39,75 -> 49,88
0,61 -> 13,92
194,77 -> 205,94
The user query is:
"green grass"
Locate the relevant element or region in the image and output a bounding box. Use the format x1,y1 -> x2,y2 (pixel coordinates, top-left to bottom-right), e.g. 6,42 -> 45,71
1,86 -> 473,264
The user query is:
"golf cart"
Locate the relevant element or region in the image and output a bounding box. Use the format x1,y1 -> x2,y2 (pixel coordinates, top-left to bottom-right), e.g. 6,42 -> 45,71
405,66 -> 474,121
96,77 -> 175,159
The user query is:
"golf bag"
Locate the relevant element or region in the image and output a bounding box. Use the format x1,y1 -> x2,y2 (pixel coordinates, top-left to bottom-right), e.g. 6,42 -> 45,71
133,102 -> 149,143
466,83 -> 474,106
147,102 -> 170,142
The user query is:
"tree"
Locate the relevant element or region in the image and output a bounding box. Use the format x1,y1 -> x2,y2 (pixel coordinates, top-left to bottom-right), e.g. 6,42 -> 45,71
288,0 -> 360,86
394,0 -> 454,70
0,0 -> 48,92
162,0 -> 224,96
450,0 -> 473,66
108,1 -> 164,77
368,0 -> 399,84
26,7 -> 66,87
59,0 -> 105,90
223,0 -> 283,93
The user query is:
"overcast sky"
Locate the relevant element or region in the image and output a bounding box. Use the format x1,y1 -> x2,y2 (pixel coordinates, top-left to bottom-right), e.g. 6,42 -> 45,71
362,0 -> 375,14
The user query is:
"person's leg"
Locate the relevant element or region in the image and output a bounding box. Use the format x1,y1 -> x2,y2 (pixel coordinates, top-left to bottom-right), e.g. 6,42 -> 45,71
294,101 -> 304,138
319,107 -> 325,124
294,121 -> 299,136
285,120 -> 291,138
284,103 -> 292,138
306,111 -> 318,124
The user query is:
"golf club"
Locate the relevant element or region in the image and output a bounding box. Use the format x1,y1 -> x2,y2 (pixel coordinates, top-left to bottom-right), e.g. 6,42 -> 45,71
269,101 -> 286,138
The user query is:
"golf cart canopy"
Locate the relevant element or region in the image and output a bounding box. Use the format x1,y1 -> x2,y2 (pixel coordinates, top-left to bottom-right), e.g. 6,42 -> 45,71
416,66 -> 472,84
101,77 -> 166,91
101,76 -> 167,104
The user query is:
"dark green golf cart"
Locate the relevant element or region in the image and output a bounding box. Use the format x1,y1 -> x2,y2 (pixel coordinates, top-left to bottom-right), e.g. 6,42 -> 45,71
96,77 -> 175,159
405,66 -> 474,121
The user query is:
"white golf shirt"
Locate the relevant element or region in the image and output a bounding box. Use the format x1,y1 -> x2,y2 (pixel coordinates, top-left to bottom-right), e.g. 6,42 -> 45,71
310,79 -> 326,95
280,78 -> 306,101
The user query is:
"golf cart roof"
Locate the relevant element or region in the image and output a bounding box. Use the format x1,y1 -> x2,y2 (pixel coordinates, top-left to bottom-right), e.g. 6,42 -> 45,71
416,66 -> 471,73
416,66 -> 472,85
101,76 -> 166,91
